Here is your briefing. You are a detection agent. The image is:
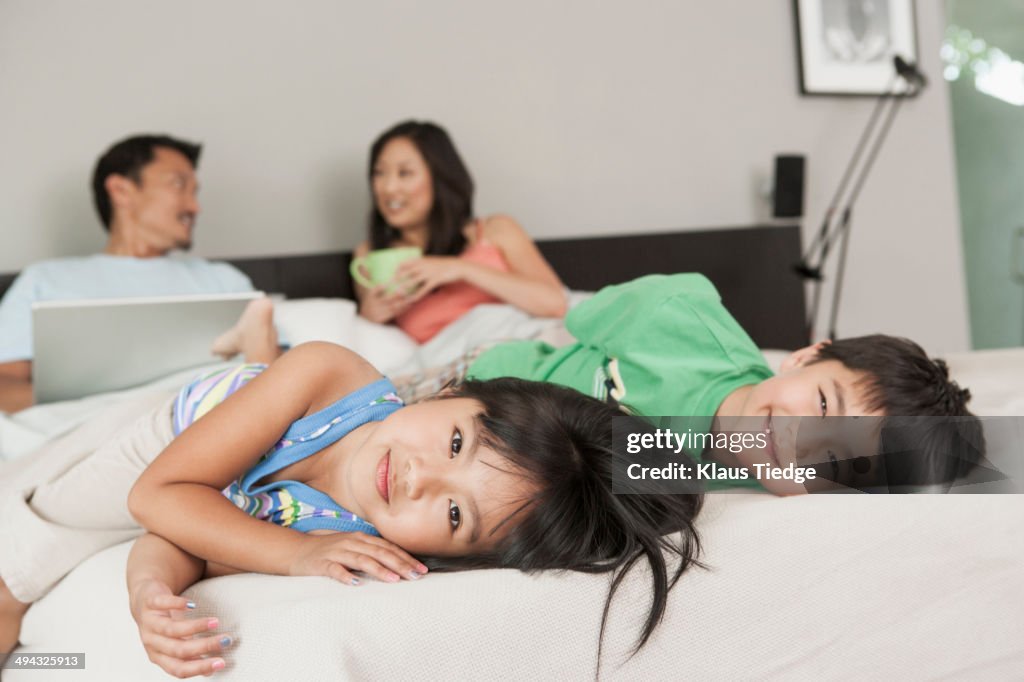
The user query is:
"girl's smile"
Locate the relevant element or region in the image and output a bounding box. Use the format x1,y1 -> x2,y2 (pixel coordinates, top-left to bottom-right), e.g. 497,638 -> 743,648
375,451 -> 390,502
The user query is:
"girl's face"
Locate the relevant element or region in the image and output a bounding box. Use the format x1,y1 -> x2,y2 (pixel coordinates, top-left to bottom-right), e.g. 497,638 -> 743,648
371,137 -> 434,233
341,397 -> 536,557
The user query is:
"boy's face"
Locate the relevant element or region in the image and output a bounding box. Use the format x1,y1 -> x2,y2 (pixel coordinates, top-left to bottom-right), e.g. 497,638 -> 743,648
734,357 -> 879,420
716,348 -> 886,494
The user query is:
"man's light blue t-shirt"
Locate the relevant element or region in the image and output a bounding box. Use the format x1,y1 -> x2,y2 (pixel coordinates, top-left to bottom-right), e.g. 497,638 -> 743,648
0,254 -> 254,362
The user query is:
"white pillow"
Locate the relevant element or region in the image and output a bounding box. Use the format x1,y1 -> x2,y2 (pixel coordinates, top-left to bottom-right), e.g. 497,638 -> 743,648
273,298 -> 418,375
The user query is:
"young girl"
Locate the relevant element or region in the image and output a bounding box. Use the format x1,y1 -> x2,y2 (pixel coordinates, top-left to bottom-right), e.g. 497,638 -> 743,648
355,120 -> 567,341
0,342 -> 702,678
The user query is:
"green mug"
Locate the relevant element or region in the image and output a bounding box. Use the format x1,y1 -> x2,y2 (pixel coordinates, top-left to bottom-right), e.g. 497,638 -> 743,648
350,246 -> 422,289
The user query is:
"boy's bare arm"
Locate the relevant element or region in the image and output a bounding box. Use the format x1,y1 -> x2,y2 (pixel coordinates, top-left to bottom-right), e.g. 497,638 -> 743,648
0,360 -> 32,413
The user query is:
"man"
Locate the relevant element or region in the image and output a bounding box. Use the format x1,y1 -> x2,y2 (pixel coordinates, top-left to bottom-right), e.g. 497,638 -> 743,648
0,134 -> 254,413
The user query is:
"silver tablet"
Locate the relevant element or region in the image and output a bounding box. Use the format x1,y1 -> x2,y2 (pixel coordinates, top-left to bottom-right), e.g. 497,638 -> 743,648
32,291 -> 261,403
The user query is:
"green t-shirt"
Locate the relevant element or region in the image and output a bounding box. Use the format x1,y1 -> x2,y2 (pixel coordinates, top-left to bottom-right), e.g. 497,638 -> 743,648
467,273 -> 772,431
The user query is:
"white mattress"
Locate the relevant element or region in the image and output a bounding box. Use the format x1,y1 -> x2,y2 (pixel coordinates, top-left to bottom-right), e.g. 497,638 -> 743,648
12,493 -> 1023,680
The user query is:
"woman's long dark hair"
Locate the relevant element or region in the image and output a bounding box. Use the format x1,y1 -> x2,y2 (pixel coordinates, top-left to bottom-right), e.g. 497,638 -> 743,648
420,378 -> 704,671
368,120 -> 474,256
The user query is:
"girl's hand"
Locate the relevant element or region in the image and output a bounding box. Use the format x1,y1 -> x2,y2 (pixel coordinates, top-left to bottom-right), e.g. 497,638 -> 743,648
358,284 -> 414,323
289,532 -> 429,585
395,257 -> 464,302
130,578 -> 231,678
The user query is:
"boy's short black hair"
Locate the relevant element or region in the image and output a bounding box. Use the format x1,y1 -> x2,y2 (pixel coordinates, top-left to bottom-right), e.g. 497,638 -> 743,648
814,335 -> 985,487
91,134 -> 202,231
423,378 -> 703,662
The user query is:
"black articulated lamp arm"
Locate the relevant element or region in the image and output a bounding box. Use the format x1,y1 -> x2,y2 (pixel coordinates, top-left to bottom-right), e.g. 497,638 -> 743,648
794,55 -> 927,343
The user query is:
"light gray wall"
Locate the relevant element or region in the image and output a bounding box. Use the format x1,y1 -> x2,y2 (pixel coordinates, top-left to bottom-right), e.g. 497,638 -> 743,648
0,0 -> 970,352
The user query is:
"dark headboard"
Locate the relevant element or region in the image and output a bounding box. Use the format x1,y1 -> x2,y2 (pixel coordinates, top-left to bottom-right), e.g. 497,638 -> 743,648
0,225 -> 807,349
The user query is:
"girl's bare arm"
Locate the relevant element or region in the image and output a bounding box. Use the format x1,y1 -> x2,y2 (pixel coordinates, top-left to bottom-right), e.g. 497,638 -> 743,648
128,342 -> 380,576
127,533 -> 229,678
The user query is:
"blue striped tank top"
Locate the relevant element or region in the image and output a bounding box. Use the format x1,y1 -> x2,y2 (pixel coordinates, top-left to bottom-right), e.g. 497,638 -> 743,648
173,364 -> 403,535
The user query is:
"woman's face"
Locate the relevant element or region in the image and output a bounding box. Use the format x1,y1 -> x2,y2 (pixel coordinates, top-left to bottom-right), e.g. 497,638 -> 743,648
372,137 -> 434,232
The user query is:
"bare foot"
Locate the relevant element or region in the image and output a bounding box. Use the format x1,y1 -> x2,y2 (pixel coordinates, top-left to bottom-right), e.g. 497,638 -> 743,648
211,297 -> 282,364
0,578 -> 30,666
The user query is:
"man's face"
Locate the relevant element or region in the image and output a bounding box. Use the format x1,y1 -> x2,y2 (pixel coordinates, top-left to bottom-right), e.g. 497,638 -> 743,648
115,146 -> 200,252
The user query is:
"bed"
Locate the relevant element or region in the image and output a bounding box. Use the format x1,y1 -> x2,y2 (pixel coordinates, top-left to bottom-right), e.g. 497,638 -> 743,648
3,225 -> 1022,680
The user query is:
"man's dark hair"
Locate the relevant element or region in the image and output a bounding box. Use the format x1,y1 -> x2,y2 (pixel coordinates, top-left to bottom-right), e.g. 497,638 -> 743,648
815,335 -> 985,486
421,378 -> 703,666
367,120 -> 474,256
91,134 -> 202,231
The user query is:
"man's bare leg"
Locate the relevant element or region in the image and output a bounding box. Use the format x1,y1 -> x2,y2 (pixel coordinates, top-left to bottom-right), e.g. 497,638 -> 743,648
210,297 -> 282,364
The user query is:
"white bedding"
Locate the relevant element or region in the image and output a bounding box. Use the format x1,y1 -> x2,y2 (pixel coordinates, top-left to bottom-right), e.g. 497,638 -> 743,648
5,308 -> 1024,680
12,490 -> 1023,680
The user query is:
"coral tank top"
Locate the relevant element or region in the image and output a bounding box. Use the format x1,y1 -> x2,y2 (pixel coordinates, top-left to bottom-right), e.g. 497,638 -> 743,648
395,221 -> 511,343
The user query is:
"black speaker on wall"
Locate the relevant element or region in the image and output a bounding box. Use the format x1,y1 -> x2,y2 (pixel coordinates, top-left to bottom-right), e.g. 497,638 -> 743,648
773,155 -> 805,218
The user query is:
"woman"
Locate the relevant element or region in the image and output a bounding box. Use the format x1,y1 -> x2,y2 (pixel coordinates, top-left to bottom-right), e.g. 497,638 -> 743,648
355,120 -> 567,342
211,121 -> 566,362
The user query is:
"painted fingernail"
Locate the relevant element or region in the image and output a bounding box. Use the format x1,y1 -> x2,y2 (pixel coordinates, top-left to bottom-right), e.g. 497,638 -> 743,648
211,659 -> 226,671
350,577 -> 360,586
219,636 -> 233,648
185,601 -> 196,609
417,563 -> 429,573
207,618 -> 219,630
388,573 -> 401,582
408,570 -> 422,580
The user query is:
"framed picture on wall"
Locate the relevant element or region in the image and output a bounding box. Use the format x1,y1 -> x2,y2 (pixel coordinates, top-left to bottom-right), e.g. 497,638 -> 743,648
793,0 -> 919,96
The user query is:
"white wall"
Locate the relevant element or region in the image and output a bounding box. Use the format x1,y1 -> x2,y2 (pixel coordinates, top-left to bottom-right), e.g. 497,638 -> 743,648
0,0 -> 969,352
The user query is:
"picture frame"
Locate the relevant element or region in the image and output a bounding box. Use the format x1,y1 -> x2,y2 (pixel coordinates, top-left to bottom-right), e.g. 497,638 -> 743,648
793,0 -> 919,96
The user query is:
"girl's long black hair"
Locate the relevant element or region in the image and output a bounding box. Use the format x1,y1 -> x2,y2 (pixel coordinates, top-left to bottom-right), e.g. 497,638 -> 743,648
421,378 -> 704,669
367,120 -> 474,256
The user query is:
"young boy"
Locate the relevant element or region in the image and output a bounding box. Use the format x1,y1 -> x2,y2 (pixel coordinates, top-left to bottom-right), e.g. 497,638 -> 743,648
444,274 -> 982,494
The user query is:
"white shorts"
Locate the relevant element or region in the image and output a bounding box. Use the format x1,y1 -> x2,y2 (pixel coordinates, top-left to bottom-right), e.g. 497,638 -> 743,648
0,390 -> 176,603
